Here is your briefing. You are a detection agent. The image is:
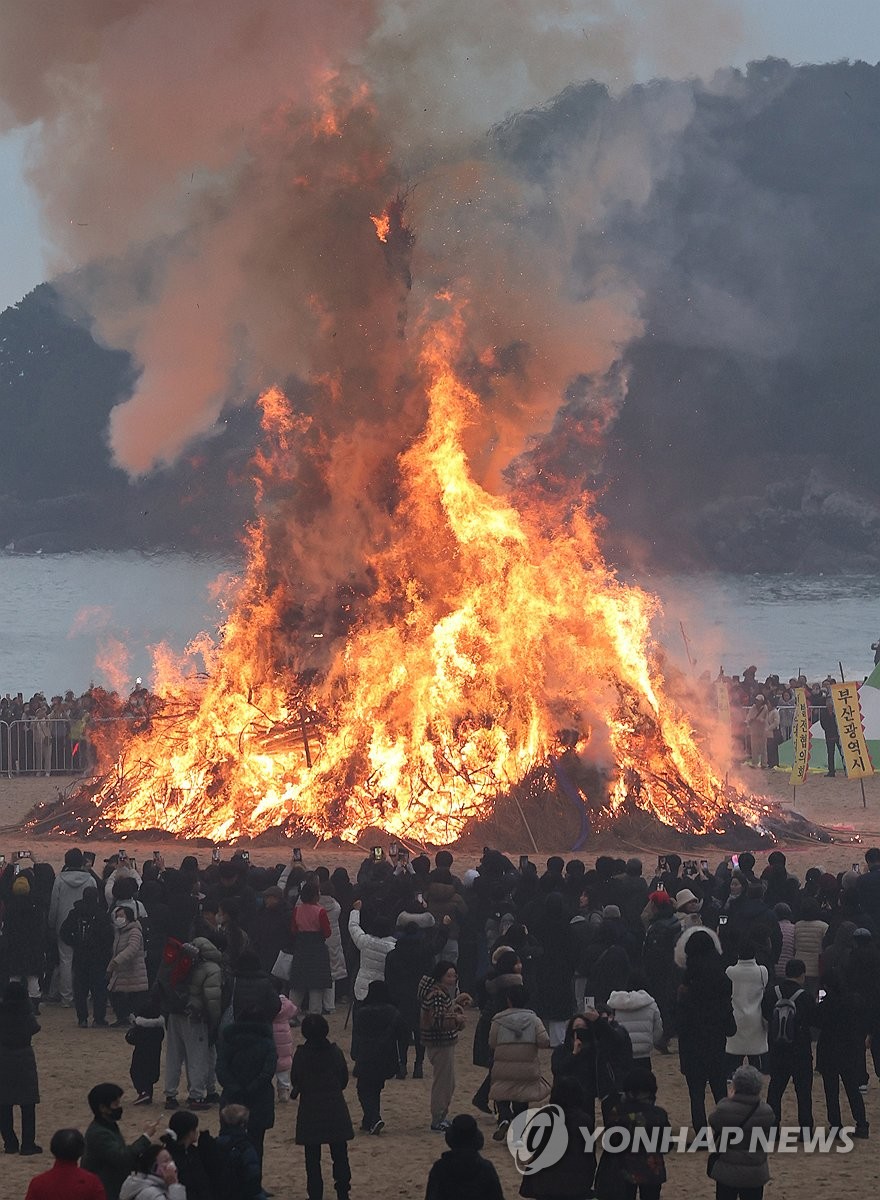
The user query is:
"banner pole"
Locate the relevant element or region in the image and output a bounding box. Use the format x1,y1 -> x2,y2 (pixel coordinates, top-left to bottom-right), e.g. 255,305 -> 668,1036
861,779 -> 867,809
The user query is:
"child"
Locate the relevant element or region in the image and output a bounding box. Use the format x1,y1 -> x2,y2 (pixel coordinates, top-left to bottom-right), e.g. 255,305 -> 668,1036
214,1104 -> 268,1200
272,994 -> 297,1103
126,994 -> 166,1105
594,1068 -> 670,1200
425,1114 -> 504,1200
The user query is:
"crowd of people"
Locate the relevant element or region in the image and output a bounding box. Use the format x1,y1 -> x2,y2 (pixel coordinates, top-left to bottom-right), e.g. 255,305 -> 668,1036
0,842 -> 879,1199
0,683 -> 157,775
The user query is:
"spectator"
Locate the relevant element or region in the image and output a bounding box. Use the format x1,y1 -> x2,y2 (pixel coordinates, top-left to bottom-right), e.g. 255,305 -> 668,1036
518,1075 -> 595,1200
594,1067 -> 669,1200
815,969 -> 870,1137
608,975 -> 664,1071
48,849 -> 95,1008
289,881 -> 332,1016
761,958 -> 816,1133
793,899 -> 829,998
214,1105 -> 268,1200
488,986 -> 550,1139
418,961 -> 472,1133
107,905 -> 149,1026
707,1065 -> 775,1200
118,1142 -> 184,1200
0,980 -> 42,1155
424,1113 -> 504,1200
24,1128 -> 106,1200
4,867 -> 46,1010
271,993 -> 297,1104
60,886 -> 114,1028
726,941 -> 769,1076
82,1084 -> 157,1200
126,995 -> 166,1106
216,1015 -> 277,1166
289,1014 -> 354,1200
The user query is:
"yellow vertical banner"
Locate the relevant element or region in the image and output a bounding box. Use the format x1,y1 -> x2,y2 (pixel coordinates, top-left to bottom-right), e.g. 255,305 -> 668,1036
830,682 -> 875,780
715,681 -> 731,725
789,687 -> 811,786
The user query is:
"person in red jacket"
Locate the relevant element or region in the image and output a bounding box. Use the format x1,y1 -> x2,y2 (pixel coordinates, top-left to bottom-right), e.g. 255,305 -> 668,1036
25,1127 -> 106,1200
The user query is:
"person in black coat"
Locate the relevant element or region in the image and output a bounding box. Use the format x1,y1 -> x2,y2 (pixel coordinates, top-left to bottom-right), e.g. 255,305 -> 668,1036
217,1018 -> 277,1167
351,980 -> 407,1133
59,887 -> 114,1027
425,1113 -> 504,1200
594,1067 -> 669,1200
761,958 -> 816,1131
519,1075 -> 595,1200
384,922 -> 436,1079
0,980 -> 41,1154
290,1014 -> 354,1200
551,1009 -> 633,1127
815,968 -> 869,1135
249,888 -> 292,975
231,949 -> 283,1024
674,929 -> 732,1131
2,869 -> 46,1011
164,1109 -> 217,1200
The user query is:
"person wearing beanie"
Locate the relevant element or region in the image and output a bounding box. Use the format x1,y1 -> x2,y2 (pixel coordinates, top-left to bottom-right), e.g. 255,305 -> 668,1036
424,1114 -> 504,1200
24,1128 -> 105,1200
48,849 -> 95,1008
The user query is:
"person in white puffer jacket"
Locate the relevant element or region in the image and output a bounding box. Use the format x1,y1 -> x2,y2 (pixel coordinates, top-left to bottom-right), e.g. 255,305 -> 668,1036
607,977 -> 664,1069
119,1143 -> 186,1200
348,902 -> 397,1001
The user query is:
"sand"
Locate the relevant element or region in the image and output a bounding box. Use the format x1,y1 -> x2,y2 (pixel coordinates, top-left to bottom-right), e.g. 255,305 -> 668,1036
1,767 -> 880,1198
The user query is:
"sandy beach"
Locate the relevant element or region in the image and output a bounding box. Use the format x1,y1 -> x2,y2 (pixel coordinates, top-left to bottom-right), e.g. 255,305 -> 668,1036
0,767 -> 879,1198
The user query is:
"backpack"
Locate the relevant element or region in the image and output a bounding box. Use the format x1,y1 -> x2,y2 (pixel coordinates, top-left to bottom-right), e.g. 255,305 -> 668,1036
156,937 -> 197,1014
769,986 -> 803,1046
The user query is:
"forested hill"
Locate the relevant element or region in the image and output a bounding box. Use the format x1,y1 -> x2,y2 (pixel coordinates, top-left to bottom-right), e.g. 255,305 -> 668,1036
3,58 -> 880,570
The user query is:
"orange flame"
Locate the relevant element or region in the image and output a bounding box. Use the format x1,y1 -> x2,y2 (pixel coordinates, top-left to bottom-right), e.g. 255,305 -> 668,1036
77,296 -> 764,846
370,210 -> 391,242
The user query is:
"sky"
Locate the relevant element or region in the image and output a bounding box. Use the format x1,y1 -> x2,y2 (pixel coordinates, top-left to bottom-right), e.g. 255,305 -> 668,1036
1,0 -> 879,313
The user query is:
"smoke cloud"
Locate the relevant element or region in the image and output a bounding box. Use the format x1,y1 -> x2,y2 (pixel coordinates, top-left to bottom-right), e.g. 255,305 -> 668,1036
0,0 -> 747,586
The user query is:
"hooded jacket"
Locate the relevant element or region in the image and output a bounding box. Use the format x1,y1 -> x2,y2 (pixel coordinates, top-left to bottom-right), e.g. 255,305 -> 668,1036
187,937 -> 223,1028
217,1020 -> 278,1131
607,989 -> 664,1060
119,1173 -> 185,1200
488,1006 -> 550,1103
48,869 -> 95,932
424,1147 -> 505,1200
108,920 -> 149,994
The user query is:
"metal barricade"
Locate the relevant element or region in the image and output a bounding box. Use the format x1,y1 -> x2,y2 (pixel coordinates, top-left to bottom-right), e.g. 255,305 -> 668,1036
5,718 -> 83,776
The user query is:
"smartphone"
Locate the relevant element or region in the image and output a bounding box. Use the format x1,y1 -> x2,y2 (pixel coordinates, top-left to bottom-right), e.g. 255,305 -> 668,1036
0,855 -> 5,866
656,882 -> 667,893
584,996 -> 596,1012
389,841 -> 400,857
240,850 -> 250,863
519,855 -> 529,870
293,848 -> 303,863
370,846 -> 385,862
657,856 -> 667,873
730,854 -> 739,870
399,849 -> 410,865
16,850 -> 31,860
129,858 -> 138,871
719,915 -> 728,925
212,848 -> 221,863
416,892 -> 425,905
13,863 -> 21,877
83,852 -> 96,868
818,989 -> 826,1001
700,859 -> 709,872
153,850 -> 161,861
118,848 -> 128,862
853,863 -> 861,874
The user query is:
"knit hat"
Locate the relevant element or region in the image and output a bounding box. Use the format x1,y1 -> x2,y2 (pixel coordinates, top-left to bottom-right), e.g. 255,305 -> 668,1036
64,848 -> 84,871
445,1114 -> 484,1151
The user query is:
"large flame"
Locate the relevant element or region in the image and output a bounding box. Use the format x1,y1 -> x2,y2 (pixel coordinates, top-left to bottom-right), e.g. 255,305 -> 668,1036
77,293 -> 762,846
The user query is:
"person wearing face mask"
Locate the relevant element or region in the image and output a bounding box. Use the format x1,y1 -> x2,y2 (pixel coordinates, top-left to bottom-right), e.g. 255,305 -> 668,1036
107,906 -> 149,1027
82,1083 -> 160,1200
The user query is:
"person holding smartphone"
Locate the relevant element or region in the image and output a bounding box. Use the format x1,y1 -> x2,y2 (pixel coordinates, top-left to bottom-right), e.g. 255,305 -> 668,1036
47,849 -> 96,1008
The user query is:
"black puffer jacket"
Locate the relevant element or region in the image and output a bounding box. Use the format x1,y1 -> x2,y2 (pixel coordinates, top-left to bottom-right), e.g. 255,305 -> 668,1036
290,1038 -> 354,1146
216,1020 -> 277,1132
425,1148 -> 505,1200
231,963 -> 282,1024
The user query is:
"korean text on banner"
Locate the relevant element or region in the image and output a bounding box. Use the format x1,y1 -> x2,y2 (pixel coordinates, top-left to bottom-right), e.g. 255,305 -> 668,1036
790,687 -> 811,786
715,682 -> 731,726
830,682 -> 875,780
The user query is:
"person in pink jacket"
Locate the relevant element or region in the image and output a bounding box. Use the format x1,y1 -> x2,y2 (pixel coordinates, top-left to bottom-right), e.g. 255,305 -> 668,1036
273,993 -> 298,1103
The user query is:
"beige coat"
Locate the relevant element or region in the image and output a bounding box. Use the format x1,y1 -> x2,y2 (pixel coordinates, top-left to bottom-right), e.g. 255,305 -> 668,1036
488,1007 -> 550,1103
107,920 -> 148,994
